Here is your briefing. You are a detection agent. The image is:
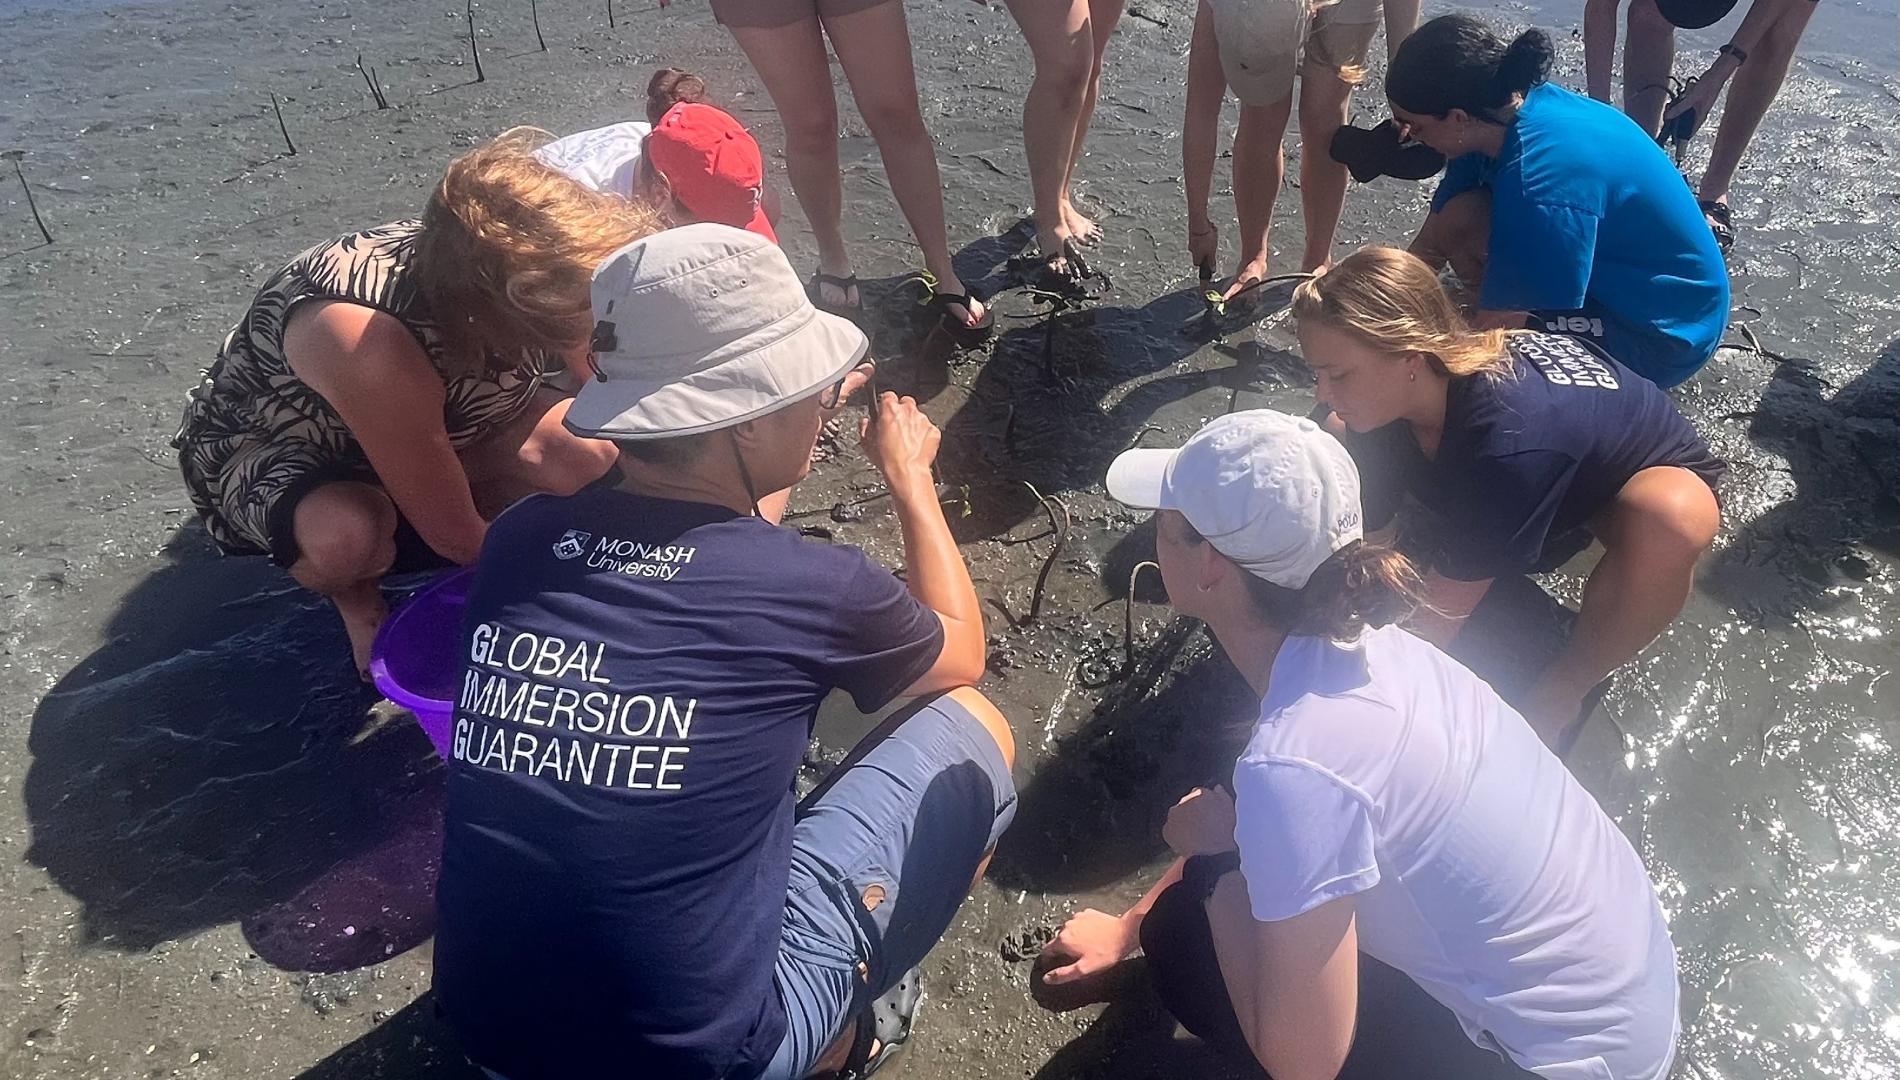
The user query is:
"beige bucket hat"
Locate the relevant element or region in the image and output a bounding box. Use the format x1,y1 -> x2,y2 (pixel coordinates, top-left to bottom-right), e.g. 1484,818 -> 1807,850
564,223 -> 869,440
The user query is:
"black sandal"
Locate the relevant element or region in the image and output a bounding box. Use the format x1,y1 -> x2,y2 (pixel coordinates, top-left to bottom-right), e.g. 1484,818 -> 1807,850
837,966 -> 924,1079
807,270 -> 862,317
927,289 -> 994,346
905,269 -> 993,346
1700,199 -> 1734,254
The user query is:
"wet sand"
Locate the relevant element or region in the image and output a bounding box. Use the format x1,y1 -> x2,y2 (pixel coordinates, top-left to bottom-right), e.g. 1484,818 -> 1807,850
2,0 -> 1897,1078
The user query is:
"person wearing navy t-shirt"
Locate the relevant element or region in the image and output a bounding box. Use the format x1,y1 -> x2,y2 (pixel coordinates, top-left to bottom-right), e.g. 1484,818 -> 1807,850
1386,15 -> 1729,389
1293,246 -> 1722,746
433,224 -> 1017,1080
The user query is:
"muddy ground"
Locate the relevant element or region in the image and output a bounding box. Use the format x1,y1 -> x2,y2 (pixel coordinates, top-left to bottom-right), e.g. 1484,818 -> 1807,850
2,0 -> 1897,1078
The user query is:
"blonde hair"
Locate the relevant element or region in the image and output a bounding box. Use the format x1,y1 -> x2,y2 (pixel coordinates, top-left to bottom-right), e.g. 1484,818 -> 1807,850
413,127 -> 664,374
1292,246 -> 1517,379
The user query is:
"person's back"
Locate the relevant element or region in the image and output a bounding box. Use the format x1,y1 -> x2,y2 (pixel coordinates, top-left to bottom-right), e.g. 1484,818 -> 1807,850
435,223 -> 1014,1080
436,486 -> 944,1077
1489,82 -> 1729,384
1239,623 -> 1680,1078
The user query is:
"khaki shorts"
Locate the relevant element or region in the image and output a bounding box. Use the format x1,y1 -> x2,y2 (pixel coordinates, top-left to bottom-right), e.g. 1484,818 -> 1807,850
1306,0 -> 1381,82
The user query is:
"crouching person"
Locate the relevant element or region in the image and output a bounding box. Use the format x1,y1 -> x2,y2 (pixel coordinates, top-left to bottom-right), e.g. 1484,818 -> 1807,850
434,224 -> 1016,1080
1036,411 -> 1681,1080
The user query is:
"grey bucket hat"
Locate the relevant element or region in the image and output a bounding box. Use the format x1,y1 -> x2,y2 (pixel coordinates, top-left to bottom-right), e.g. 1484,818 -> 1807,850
564,223 -> 869,440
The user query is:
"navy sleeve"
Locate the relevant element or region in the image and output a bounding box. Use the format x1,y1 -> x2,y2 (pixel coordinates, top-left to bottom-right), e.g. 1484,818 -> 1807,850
822,548 -> 946,712
1479,201 -> 1599,313
1334,421 -> 1418,532
1434,449 -> 1582,582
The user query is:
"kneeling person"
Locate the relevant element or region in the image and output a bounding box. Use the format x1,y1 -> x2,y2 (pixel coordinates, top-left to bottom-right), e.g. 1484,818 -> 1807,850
434,224 -> 1016,1080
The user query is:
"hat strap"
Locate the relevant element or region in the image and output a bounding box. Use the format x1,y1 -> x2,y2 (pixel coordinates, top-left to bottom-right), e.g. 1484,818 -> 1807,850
729,429 -> 763,519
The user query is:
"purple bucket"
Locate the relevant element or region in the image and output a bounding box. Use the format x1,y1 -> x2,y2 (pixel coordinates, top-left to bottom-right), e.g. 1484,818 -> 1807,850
368,568 -> 474,758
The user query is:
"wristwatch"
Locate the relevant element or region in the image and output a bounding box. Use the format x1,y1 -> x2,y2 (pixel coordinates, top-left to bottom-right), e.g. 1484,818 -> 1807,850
1184,851 -> 1243,901
1719,42 -> 1749,65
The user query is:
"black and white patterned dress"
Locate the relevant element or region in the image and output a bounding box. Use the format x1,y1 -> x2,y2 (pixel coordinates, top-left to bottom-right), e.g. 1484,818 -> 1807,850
174,221 -> 549,562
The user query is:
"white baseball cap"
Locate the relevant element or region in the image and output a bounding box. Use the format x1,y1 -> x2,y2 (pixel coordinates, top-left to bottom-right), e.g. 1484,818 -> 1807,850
1105,410 -> 1363,589
1205,0 -> 1309,106
564,222 -> 868,440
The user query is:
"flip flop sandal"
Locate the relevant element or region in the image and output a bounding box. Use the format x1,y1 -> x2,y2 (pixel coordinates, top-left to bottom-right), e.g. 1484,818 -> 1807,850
808,270 -> 863,317
838,966 -> 925,1079
927,290 -> 994,346
903,270 -> 995,346
1699,199 -> 1734,254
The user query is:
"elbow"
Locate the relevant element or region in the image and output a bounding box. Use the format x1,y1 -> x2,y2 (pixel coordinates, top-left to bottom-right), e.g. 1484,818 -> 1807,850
938,639 -> 988,690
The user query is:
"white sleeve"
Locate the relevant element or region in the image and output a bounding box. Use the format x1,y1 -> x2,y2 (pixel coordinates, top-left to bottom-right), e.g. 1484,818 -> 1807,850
1231,757 -> 1381,923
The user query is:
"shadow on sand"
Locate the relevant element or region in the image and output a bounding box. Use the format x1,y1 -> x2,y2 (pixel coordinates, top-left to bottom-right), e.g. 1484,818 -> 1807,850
1704,336 -> 1900,618
23,526 -> 446,972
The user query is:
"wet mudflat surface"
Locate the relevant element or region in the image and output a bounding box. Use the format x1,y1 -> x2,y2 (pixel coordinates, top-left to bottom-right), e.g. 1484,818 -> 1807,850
2,0 -> 1897,1077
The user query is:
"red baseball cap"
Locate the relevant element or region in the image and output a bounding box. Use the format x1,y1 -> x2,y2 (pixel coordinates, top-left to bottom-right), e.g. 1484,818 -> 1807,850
646,103 -> 776,244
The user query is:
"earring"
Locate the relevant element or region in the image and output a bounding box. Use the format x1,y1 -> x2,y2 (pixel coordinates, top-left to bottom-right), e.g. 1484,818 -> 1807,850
1409,372 -> 1417,382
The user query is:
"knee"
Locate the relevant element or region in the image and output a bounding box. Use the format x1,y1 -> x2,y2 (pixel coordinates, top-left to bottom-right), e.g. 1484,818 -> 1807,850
856,95 -> 928,144
1616,474 -> 1720,563
1038,43 -> 1094,102
945,686 -> 1016,772
780,101 -> 840,152
291,486 -> 397,585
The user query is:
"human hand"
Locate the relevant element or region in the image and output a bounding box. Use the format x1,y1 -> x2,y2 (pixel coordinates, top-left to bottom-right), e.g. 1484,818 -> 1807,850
1663,71 -> 1727,125
1038,908 -> 1140,991
860,392 -> 940,499
1189,220 -> 1218,275
1163,786 -> 1238,858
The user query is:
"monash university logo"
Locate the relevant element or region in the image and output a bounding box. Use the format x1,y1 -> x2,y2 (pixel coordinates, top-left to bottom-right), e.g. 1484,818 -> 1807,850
552,530 -> 592,561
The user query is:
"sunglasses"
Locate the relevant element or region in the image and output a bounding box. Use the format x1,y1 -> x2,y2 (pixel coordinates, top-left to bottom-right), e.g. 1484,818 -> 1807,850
816,360 -> 878,412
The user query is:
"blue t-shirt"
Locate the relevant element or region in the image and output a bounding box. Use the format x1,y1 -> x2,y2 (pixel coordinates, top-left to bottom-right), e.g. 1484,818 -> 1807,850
1432,83 -> 1729,388
1342,333 -> 1724,582
433,486 -> 944,1080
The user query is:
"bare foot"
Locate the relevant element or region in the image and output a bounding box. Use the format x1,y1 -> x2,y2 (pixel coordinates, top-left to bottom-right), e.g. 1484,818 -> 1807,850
1061,198 -> 1102,247
1221,255 -> 1270,305
1033,217 -> 1075,277
931,269 -> 986,326
814,253 -> 860,312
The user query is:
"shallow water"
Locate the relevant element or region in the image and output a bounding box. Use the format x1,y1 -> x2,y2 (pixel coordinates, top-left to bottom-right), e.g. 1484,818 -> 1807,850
1,1 -> 1896,1078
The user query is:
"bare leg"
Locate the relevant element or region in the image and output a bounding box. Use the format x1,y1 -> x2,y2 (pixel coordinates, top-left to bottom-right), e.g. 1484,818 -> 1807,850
1520,466 -> 1720,744
1227,95 -> 1294,301
824,2 -> 984,323
1295,25 -> 1375,273
1382,0 -> 1421,61
727,16 -> 856,309
1622,0 -> 1677,136
287,481 -> 400,676
1060,0 -> 1128,245
1583,0 -> 1624,102
459,387 -> 618,517
1182,1 -> 1227,268
1698,0 -> 1815,206
1006,0 -> 1096,270
1409,187 -> 1491,291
